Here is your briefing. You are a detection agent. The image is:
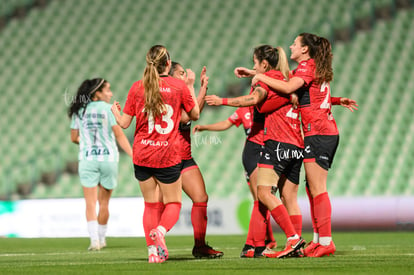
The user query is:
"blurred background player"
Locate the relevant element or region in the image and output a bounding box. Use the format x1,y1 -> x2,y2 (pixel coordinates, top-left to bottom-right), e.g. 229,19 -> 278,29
169,62 -> 223,258
111,45 -> 200,263
68,78 -> 133,251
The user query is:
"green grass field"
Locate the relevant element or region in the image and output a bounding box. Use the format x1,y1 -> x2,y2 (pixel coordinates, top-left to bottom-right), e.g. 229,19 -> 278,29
0,232 -> 413,274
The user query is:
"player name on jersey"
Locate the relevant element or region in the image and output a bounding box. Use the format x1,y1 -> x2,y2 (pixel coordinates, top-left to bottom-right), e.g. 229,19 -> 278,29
140,139 -> 169,147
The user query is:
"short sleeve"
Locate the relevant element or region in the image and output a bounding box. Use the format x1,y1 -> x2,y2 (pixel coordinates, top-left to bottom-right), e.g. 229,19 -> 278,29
123,82 -> 138,116
293,60 -> 315,86
181,84 -> 195,113
70,114 -> 79,129
106,104 -> 117,126
228,110 -> 242,127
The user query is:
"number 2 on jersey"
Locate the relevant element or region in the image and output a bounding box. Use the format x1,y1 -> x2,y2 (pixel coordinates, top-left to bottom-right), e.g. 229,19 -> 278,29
144,104 -> 174,134
320,82 -> 331,109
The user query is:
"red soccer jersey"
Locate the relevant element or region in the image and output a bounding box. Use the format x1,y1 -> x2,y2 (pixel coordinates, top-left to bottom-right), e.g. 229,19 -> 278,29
293,59 -> 339,137
228,107 -> 252,136
246,87 -> 265,145
123,76 -> 195,168
256,70 -> 303,148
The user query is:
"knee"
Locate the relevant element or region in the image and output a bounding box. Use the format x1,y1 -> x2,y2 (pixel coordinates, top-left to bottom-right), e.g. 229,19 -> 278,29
192,193 -> 208,204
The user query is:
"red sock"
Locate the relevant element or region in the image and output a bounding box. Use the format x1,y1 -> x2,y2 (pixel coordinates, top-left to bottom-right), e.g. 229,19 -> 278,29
251,201 -> 267,247
245,210 -> 255,247
306,185 -> 318,235
266,210 -> 275,242
192,202 -> 207,247
270,205 -> 297,238
314,192 -> 332,237
143,202 -> 163,246
290,215 -> 302,236
159,202 -> 182,232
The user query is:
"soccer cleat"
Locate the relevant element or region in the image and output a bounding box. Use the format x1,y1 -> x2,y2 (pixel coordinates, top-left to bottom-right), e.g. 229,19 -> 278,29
309,241 -> 336,257
303,241 -> 319,257
192,244 -> 224,258
150,228 -> 169,261
276,237 -> 305,258
148,253 -> 162,263
240,244 -> 255,258
88,240 -> 100,251
265,239 -> 277,250
254,246 -> 279,258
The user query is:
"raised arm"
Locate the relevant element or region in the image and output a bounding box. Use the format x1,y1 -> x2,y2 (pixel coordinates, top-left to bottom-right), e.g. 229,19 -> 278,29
253,74 -> 304,95
205,86 -> 267,107
192,119 -> 233,134
234,67 -> 256,78
111,101 -> 134,129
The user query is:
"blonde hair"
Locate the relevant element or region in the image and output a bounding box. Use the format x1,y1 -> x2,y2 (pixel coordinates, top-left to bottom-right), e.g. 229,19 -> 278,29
253,45 -> 290,80
143,45 -> 170,118
274,46 -> 290,80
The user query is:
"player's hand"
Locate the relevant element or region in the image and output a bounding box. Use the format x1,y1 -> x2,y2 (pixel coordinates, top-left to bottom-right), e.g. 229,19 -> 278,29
234,67 -> 256,78
290,93 -> 299,109
192,125 -> 204,134
200,66 -> 207,82
205,95 -> 222,106
185,69 -> 195,87
111,101 -> 121,115
251,73 -> 262,86
340,97 -> 358,112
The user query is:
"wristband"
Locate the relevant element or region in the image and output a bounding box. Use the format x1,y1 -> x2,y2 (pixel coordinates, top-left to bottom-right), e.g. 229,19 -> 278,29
222,98 -> 228,105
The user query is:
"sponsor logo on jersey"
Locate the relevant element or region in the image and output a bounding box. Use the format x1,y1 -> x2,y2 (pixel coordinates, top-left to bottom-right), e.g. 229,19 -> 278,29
85,148 -> 110,157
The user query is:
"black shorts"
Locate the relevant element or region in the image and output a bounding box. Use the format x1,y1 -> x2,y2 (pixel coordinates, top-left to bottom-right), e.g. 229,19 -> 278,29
180,158 -> 198,173
134,163 -> 181,184
258,140 -> 303,185
242,140 -> 263,181
303,135 -> 339,170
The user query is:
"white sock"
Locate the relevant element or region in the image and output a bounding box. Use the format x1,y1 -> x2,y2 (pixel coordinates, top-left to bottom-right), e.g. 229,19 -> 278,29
319,236 -> 332,246
156,225 -> 167,236
87,220 -> 99,242
287,234 -> 299,241
148,245 -> 157,256
98,224 -> 107,242
313,233 -> 319,243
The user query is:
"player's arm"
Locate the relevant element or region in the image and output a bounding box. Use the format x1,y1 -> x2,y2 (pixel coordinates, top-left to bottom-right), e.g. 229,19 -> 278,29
70,129 -> 80,144
332,97 -> 358,112
252,74 -> 304,95
205,86 -> 267,107
193,119 -> 233,134
112,125 -> 133,158
234,67 -> 256,78
111,101 -> 133,129
181,67 -> 208,123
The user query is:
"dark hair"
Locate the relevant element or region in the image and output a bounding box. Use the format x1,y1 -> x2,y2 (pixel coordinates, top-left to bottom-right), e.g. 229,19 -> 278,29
169,61 -> 181,76
253,45 -> 290,79
67,78 -> 106,118
143,45 -> 170,118
299,32 -> 333,83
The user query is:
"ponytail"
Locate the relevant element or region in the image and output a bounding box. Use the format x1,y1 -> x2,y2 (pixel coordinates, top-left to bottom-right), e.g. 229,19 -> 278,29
143,45 -> 170,118
274,46 -> 290,80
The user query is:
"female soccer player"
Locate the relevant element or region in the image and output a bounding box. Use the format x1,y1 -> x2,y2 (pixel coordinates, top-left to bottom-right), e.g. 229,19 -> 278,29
250,33 -> 356,257
111,45 -> 199,263
169,62 -> 223,258
205,45 -> 304,258
193,106 -> 277,257
68,78 -> 133,251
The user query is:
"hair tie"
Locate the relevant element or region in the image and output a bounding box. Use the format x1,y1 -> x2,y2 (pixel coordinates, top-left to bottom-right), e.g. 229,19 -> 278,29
89,78 -> 104,95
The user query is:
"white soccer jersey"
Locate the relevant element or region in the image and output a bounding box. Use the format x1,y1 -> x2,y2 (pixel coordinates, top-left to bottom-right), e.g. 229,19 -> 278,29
71,101 -> 119,162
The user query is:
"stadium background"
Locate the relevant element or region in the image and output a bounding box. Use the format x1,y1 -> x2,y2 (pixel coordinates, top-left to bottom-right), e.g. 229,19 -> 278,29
0,0 -> 413,237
